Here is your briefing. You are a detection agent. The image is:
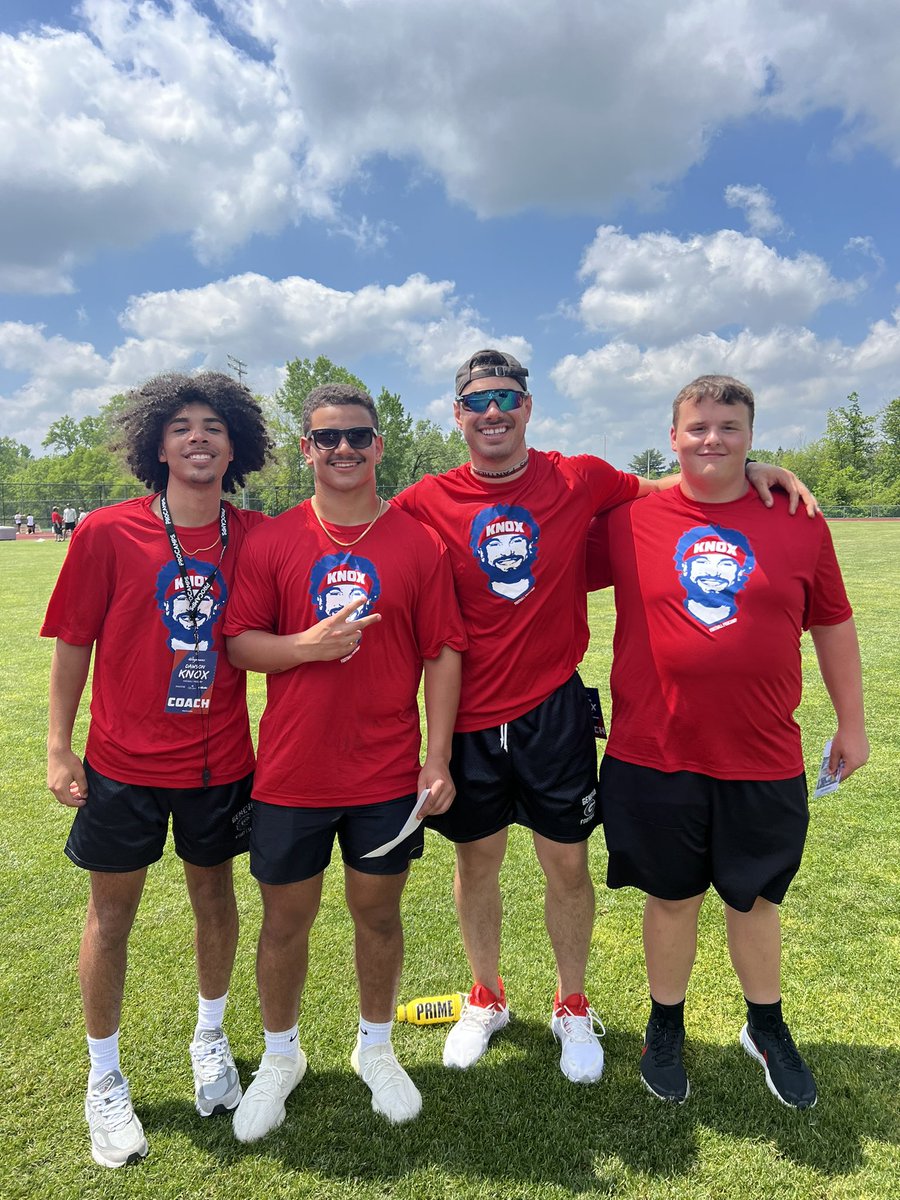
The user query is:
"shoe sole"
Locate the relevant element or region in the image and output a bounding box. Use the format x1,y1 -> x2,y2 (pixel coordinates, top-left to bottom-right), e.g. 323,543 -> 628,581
350,1047 -> 422,1123
197,1095 -> 242,1118
739,1024 -> 817,1110
442,1009 -> 511,1070
90,1141 -> 149,1169
639,1071 -> 690,1104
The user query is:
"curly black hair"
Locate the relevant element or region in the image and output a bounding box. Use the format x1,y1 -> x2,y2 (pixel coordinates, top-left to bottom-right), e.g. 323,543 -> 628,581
116,371 -> 274,493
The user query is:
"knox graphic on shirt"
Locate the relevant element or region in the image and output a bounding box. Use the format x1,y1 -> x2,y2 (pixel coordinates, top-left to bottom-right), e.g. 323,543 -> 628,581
309,553 -> 381,623
672,524 -> 756,630
469,504 -> 540,602
154,557 -> 227,652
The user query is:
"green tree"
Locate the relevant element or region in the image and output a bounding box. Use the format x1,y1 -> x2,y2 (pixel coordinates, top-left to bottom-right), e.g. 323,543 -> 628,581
626,448 -> 667,478
274,356 -> 368,427
0,437 -> 32,480
42,414 -> 81,455
375,388 -> 414,494
823,393 -> 877,476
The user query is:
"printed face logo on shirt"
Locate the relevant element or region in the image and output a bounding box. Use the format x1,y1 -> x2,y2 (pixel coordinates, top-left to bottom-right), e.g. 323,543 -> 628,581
309,553 -> 381,622
673,525 -> 756,630
469,504 -> 540,602
154,557 -> 227,651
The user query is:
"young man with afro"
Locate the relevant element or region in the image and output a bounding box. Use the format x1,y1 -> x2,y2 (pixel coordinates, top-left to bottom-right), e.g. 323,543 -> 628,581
42,371 -> 272,1168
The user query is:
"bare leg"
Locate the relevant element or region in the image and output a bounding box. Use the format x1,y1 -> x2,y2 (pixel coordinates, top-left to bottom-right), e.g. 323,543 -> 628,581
724,897 -> 782,1003
344,867 -> 408,1021
453,830 -> 507,988
643,893 -> 706,1004
255,876 -> 324,1032
79,870 -> 147,1038
183,859 -> 239,1001
532,834 -> 594,997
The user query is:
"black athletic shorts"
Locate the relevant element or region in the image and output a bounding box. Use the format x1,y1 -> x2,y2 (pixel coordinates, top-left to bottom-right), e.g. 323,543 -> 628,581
428,672 -> 599,845
250,793 -> 423,884
599,755 -> 809,912
64,760 -> 252,872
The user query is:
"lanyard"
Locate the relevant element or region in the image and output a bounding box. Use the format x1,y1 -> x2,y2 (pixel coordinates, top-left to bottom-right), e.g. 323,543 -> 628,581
159,491 -> 229,622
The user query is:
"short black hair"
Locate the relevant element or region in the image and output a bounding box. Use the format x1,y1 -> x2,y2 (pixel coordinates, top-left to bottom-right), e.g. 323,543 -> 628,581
302,383 -> 379,434
116,371 -> 274,492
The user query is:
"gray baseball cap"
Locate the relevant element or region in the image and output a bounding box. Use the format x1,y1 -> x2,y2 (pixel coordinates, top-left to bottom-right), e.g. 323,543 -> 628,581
455,349 -> 529,395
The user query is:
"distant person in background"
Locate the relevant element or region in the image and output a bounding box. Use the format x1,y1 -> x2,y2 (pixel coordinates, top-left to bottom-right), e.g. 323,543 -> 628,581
42,371 -> 272,1169
52,507 -> 63,541
26,514 -> 35,534
63,504 -> 77,539
14,512 -> 23,534
78,508 -> 89,525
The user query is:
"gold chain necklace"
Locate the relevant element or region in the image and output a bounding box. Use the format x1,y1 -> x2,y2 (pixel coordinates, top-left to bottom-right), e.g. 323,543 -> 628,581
178,533 -> 221,554
310,497 -> 385,547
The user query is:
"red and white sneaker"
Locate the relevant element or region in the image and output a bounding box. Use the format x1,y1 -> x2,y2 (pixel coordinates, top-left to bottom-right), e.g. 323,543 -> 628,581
443,979 -> 510,1069
550,991 -> 606,1083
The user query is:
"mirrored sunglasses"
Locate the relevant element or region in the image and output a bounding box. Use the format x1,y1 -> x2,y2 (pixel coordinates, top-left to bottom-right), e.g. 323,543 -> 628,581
456,388 -> 527,414
308,426 -> 377,450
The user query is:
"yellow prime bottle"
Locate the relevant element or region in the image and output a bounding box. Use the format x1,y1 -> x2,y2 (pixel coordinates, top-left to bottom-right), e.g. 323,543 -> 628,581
396,994 -> 463,1025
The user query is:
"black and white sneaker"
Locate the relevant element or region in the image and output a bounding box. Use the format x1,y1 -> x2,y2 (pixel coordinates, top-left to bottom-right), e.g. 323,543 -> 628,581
640,1017 -> 689,1103
740,1021 -> 817,1109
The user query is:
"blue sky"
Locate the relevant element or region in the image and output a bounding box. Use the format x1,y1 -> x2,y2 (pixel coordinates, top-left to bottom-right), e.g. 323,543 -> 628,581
2,0 -> 899,467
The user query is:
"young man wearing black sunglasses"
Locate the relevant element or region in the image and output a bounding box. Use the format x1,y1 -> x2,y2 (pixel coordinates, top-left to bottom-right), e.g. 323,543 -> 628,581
392,348 -> 819,1086
224,383 -> 466,1137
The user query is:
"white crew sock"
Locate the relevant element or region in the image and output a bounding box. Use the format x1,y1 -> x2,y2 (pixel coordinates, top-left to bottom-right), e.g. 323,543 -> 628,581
195,991 -> 228,1037
264,1024 -> 300,1058
87,1031 -> 121,1088
358,1017 -> 393,1047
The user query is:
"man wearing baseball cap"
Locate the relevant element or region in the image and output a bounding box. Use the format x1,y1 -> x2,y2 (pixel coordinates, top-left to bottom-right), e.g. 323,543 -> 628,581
587,374 -> 868,1108
224,383 -> 466,1137
392,350 -> 816,1084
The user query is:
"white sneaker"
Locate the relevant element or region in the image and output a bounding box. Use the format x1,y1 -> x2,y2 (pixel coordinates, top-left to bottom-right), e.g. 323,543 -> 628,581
232,1050 -> 307,1143
84,1069 -> 149,1169
550,993 -> 606,1083
351,1041 -> 422,1124
443,983 -> 510,1069
190,1027 -> 242,1117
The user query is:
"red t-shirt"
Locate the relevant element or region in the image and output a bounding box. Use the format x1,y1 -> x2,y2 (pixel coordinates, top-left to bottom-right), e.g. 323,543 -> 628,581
222,501 -> 467,807
41,495 -> 265,788
586,487 -> 852,779
394,449 -> 639,730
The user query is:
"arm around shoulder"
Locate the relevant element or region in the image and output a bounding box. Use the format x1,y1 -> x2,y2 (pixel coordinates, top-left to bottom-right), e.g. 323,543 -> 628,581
809,618 -> 869,779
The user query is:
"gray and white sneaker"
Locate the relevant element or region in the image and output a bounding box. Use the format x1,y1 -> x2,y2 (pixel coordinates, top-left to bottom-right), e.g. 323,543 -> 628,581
232,1050 -> 307,1143
190,1027 -> 242,1117
351,1041 -> 422,1124
84,1069 -> 148,1169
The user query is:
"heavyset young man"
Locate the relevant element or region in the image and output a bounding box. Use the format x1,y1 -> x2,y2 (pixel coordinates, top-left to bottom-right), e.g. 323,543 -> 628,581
43,372 -> 272,1167
224,383 -> 465,1137
588,374 -> 869,1108
392,349 -> 814,1083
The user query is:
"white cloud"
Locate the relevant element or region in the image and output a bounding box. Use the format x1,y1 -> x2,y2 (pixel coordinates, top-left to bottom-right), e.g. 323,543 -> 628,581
724,184 -> 787,238
549,314 -> 900,461
574,225 -> 860,343
3,1 -> 900,289
1,270 -> 529,447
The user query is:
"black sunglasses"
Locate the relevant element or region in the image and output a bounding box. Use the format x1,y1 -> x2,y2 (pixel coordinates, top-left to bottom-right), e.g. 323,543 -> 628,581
307,426 -> 377,451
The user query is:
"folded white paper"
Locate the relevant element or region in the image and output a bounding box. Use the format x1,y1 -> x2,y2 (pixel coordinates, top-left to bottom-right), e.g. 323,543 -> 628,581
361,788 -> 431,858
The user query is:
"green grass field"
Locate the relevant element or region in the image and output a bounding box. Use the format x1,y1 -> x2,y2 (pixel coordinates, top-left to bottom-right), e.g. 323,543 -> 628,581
1,524 -> 897,1200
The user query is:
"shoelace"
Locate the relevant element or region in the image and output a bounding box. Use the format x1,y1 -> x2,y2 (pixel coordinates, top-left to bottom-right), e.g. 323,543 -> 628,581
248,1059 -> 293,1098
358,1047 -> 409,1095
647,1021 -> 680,1066
556,1005 -> 606,1043
87,1079 -> 134,1131
460,999 -> 504,1028
190,1034 -> 230,1083
763,1025 -> 805,1072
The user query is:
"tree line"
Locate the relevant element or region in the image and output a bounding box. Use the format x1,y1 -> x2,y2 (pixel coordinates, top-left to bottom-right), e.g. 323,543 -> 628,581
627,393 -> 900,509
3,366 -> 899,520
